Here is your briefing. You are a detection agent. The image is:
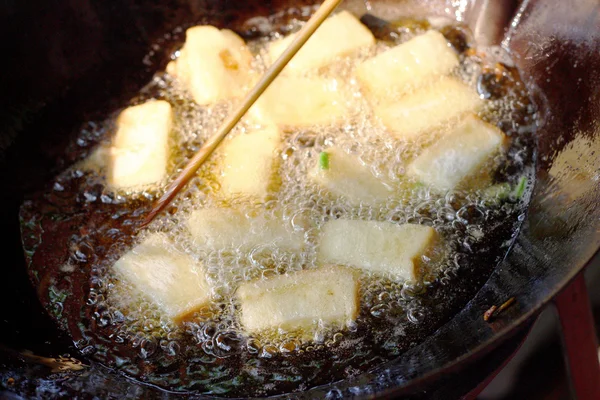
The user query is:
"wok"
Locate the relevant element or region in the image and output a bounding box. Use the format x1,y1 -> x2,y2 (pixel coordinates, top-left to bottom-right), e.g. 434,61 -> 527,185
0,0 -> 599,398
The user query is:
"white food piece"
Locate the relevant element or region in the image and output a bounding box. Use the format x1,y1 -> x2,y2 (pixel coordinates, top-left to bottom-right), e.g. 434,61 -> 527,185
249,76 -> 346,127
109,100 -> 172,189
309,147 -> 392,206
113,233 -> 211,323
374,77 -> 483,139
408,115 -> 507,190
317,219 -> 438,281
356,30 -> 459,101
268,11 -> 374,74
187,208 -> 305,252
219,125 -> 280,200
167,26 -> 253,105
237,265 -> 359,335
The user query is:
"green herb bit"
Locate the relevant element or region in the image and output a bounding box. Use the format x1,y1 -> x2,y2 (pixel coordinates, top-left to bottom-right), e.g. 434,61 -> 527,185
319,151 -> 330,170
512,176 -> 528,199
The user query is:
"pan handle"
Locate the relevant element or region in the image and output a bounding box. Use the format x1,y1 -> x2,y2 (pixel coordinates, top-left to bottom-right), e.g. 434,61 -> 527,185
554,273 -> 600,400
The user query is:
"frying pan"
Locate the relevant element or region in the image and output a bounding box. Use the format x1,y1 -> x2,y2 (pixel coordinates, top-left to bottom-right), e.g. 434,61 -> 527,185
0,0 -> 599,398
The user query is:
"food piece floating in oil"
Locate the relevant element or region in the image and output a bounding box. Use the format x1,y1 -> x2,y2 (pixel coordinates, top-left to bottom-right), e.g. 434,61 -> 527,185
113,233 -> 212,323
408,115 -> 508,191
218,124 -> 281,200
109,100 -> 172,189
20,8 -> 538,397
375,77 -> 483,139
166,26 -> 254,105
268,10 -> 375,73
309,147 -> 393,206
187,207 -> 306,252
317,220 -> 438,281
356,30 -> 459,100
237,265 -> 359,336
249,76 -> 348,127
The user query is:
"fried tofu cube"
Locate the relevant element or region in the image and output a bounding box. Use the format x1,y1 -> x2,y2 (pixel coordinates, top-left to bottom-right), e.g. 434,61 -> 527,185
356,30 -> 459,101
268,10 -> 375,74
219,125 -> 280,200
408,115 -> 507,190
113,233 -> 211,323
109,100 -> 172,189
309,147 -> 392,206
317,219 -> 438,281
249,76 -> 346,127
187,208 -> 305,252
237,265 -> 359,335
167,26 -> 253,105
374,77 -> 483,139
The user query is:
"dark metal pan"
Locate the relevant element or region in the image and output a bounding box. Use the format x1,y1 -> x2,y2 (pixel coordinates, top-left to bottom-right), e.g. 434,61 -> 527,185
0,0 -> 598,398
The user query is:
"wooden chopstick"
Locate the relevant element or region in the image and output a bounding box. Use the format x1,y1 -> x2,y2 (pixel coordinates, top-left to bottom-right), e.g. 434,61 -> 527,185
142,0 -> 344,226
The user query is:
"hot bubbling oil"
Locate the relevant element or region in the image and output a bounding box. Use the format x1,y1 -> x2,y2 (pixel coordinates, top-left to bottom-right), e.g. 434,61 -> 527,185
20,15 -> 536,397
